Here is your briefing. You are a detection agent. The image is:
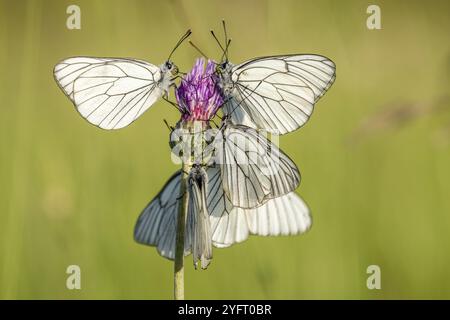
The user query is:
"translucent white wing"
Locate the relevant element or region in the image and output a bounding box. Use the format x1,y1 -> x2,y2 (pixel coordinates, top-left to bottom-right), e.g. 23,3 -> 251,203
134,171 -> 192,260
208,182 -> 312,248
135,168 -> 310,257
134,167 -> 216,263
54,57 -> 165,129
245,192 -> 311,236
188,166 -> 212,269
206,166 -> 249,247
222,54 -> 336,134
212,123 -> 300,208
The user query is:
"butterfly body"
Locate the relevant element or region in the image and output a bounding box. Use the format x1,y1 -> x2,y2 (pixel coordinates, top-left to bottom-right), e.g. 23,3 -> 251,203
159,60 -> 179,92
216,61 -> 235,95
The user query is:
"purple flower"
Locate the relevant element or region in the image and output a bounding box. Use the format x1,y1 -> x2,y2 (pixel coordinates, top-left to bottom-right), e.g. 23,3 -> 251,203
176,58 -> 224,121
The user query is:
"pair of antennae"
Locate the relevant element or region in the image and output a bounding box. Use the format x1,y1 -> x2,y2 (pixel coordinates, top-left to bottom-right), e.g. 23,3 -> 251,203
188,20 -> 232,62
168,29 -> 192,61
210,20 -> 231,62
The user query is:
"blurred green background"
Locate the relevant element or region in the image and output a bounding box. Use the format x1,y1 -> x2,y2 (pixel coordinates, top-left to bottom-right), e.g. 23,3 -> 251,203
1,0 -> 449,299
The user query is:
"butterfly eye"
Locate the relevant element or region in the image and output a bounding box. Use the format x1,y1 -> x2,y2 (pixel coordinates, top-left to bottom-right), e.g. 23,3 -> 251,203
216,62 -> 227,74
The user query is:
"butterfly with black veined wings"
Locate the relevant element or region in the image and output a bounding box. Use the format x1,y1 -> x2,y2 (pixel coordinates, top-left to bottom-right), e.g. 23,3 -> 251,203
210,22 -> 336,135
53,30 -> 191,130
169,118 -> 301,209
134,165 -> 311,267
204,119 -> 301,209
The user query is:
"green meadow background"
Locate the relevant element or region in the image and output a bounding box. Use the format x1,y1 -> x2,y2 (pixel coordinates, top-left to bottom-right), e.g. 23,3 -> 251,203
0,0 -> 449,299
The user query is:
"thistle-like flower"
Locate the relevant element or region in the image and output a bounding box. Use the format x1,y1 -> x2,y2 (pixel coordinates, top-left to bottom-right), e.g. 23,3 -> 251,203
175,58 -> 224,121
170,58 -> 223,167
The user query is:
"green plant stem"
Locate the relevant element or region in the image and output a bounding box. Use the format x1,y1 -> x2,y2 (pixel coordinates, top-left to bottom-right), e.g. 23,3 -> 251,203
174,162 -> 190,300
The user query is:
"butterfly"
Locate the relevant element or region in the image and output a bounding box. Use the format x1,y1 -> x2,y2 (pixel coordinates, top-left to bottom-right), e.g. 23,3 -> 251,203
134,164 -> 311,269
53,30 -> 191,130
169,118 -> 301,209
206,119 -> 301,209
211,21 -> 336,135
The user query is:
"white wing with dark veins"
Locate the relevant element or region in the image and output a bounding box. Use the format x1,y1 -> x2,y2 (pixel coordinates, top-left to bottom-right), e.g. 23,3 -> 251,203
222,54 -> 336,134
245,192 -> 311,236
188,166 -> 213,269
54,57 -> 166,129
134,171 -> 192,260
211,123 -> 300,209
134,168 -> 311,258
206,166 -> 248,247
208,166 -> 311,248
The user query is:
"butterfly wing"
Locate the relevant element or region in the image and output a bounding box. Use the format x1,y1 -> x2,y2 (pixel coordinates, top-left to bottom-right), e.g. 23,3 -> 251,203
210,191 -> 311,248
245,192 -> 311,236
188,166 -> 213,269
134,171 -> 192,260
135,169 -> 310,256
206,166 -> 250,247
54,57 -> 165,129
212,123 -> 300,209
222,54 -> 336,134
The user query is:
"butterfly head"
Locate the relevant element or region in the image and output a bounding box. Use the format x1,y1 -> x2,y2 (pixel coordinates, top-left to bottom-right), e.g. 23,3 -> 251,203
215,61 -> 234,95
163,60 -> 179,76
215,61 -> 226,74
215,61 -> 233,76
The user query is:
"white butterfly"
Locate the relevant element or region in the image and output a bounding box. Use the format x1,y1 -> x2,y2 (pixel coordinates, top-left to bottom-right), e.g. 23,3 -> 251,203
209,23 -> 336,134
169,119 -> 301,209
217,54 -> 336,135
53,31 -> 191,130
133,165 -> 213,269
207,120 -> 301,209
134,165 -> 311,267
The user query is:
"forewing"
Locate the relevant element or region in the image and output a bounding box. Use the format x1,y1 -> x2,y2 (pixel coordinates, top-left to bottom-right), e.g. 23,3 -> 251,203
54,57 -> 164,129
214,124 -> 300,208
133,171 -> 192,260
223,54 -> 336,134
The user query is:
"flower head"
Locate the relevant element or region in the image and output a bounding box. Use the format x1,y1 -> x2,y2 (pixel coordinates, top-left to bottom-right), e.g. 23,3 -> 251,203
176,58 -> 224,121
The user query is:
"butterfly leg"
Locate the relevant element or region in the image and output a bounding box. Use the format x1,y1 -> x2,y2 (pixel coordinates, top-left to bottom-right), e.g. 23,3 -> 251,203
163,96 -> 182,112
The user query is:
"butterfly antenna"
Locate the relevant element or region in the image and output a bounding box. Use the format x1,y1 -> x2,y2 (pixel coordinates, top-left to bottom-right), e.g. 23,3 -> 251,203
210,29 -> 226,54
221,38 -> 232,62
168,29 -> 192,61
222,20 -> 231,61
188,40 -> 209,59
222,20 -> 228,43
